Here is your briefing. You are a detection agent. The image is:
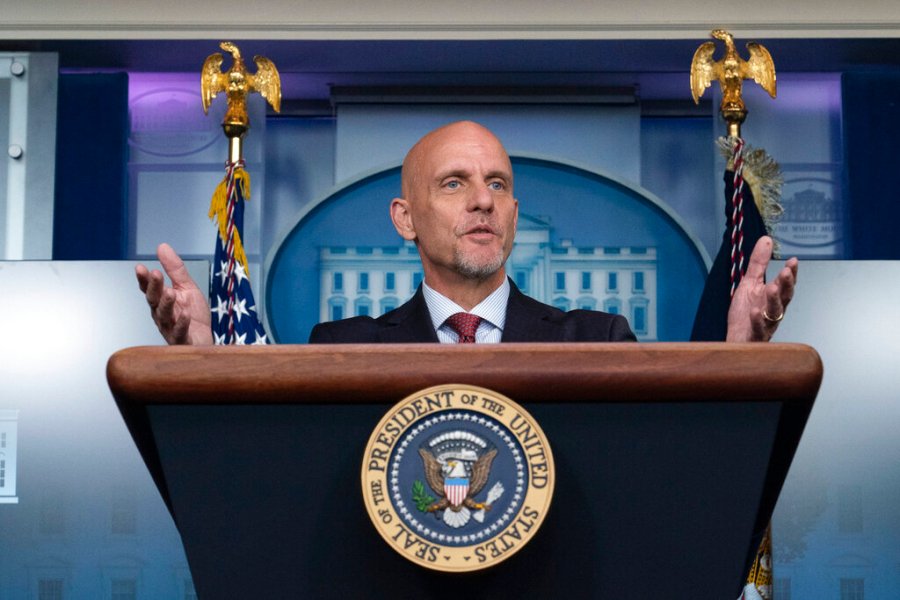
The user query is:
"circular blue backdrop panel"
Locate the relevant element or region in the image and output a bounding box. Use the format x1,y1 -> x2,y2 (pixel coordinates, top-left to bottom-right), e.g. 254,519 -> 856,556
265,157 -> 708,343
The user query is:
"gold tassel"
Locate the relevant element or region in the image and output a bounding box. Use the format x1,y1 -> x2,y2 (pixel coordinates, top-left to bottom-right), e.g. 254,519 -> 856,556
208,168 -> 252,276
718,137 -> 784,258
745,523 -> 773,599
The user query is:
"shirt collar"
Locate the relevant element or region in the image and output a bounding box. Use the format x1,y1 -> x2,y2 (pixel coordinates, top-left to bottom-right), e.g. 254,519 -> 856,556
422,277 -> 510,332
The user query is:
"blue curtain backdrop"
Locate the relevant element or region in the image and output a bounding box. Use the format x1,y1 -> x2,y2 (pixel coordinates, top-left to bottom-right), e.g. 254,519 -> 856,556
842,70 -> 900,259
53,73 -> 129,259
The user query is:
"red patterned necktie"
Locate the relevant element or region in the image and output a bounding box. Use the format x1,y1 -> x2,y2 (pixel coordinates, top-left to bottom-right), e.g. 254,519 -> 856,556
445,312 -> 482,344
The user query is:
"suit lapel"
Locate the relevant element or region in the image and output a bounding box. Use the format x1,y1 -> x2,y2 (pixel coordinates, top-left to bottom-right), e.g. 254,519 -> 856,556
374,281 -> 563,343
501,282 -> 562,342
377,288 -> 440,343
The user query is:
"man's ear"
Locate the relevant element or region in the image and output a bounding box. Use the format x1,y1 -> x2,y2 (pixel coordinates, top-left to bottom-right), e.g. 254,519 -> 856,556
512,197 -> 519,234
390,198 -> 417,241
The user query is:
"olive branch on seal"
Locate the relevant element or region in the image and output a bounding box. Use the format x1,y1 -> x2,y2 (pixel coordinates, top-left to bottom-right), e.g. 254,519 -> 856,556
412,480 -> 435,512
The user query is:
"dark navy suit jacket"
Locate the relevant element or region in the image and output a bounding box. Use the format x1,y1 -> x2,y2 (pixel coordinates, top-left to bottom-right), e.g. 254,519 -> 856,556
309,281 -> 636,344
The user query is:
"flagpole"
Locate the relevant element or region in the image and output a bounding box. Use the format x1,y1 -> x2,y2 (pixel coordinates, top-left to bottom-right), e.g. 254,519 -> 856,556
222,123 -> 246,343
689,30 -> 781,599
201,41 -> 281,345
225,124 -> 245,164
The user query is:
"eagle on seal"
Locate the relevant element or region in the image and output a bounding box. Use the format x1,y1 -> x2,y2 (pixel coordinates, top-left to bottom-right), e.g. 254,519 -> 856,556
419,447 -> 498,520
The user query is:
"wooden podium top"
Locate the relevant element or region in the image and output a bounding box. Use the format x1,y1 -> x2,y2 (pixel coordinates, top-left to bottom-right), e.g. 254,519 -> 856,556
108,342 -> 822,405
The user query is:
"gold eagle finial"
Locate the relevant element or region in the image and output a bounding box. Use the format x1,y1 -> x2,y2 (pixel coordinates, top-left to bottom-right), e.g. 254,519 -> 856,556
690,29 -> 776,137
201,41 -> 281,131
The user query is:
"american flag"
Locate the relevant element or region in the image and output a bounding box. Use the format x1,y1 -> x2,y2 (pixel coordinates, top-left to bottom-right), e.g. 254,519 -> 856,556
690,138 -> 776,341
208,159 -> 268,345
690,137 -> 780,600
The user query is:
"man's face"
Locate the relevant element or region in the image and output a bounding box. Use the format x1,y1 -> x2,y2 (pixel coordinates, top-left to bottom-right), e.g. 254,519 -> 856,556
391,122 -> 518,287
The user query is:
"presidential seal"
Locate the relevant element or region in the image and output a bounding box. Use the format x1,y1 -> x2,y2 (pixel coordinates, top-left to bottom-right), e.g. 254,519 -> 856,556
362,384 -> 554,572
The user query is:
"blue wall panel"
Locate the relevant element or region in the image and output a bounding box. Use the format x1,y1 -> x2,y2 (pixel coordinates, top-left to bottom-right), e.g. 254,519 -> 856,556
265,157 -> 707,343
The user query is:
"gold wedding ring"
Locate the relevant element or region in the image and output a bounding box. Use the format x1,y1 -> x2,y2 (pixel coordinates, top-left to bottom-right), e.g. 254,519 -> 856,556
763,309 -> 784,323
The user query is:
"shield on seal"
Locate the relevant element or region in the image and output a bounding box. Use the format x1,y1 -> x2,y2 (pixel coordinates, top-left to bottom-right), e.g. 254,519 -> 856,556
444,477 -> 469,508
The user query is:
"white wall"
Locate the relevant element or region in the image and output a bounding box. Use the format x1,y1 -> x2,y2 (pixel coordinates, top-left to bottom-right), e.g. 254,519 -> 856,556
3,0 -> 900,39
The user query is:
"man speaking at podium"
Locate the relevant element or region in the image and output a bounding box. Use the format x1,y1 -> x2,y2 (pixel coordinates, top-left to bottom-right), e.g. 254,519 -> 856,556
136,121 -> 797,345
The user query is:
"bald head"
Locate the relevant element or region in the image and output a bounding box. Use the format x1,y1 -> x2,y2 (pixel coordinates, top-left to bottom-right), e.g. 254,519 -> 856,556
389,121 -> 519,306
400,121 -> 513,201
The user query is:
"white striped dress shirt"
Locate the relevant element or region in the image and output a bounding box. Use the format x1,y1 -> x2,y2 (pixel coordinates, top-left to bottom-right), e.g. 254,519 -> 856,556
421,279 -> 509,343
